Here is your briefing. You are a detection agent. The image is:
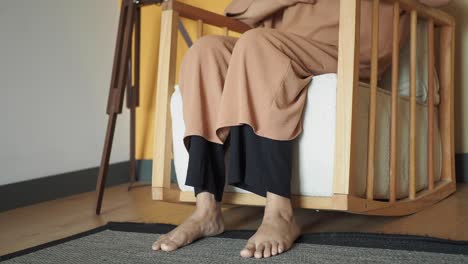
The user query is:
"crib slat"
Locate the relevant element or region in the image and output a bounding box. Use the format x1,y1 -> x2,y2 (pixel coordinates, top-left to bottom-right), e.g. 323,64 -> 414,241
152,9 -> 179,193
333,0 -> 361,195
389,1 -> 400,203
439,26 -> 456,182
409,10 -> 417,200
366,0 -> 379,200
197,19 -> 203,39
427,19 -> 435,190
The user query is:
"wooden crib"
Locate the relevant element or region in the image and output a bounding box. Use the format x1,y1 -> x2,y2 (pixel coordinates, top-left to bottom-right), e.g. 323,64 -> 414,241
150,0 -> 456,216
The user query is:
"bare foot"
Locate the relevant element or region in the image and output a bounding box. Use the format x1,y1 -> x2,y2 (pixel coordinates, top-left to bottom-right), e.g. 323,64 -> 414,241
152,192 -> 224,251
240,192 -> 301,258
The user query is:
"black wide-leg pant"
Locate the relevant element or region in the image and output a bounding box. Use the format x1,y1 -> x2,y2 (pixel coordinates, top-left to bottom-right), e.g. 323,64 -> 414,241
184,124 -> 294,202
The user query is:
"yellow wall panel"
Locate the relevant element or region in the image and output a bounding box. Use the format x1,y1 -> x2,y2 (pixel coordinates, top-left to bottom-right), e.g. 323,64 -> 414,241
135,1 -> 232,159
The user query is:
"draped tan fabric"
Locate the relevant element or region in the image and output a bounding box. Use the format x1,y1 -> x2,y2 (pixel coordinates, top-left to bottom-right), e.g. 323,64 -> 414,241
178,0 -> 409,151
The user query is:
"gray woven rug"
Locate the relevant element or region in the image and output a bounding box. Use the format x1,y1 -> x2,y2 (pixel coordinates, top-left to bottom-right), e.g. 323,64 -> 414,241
2,222 -> 468,263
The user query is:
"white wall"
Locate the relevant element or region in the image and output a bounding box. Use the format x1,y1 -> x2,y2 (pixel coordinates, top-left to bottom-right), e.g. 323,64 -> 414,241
0,0 -> 130,185
443,0 -> 468,153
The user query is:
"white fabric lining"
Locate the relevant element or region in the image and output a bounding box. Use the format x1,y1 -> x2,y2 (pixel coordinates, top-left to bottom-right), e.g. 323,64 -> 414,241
170,73 -> 442,199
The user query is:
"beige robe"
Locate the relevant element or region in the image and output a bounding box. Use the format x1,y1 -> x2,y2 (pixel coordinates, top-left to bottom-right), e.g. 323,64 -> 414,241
178,0 -> 409,151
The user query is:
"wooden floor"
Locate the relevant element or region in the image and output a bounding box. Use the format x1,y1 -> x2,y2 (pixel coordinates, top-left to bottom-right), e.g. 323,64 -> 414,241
1,183 -> 467,256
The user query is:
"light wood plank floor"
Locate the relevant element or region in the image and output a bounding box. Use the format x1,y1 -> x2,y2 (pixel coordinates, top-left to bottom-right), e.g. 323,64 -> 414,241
1,183 -> 467,255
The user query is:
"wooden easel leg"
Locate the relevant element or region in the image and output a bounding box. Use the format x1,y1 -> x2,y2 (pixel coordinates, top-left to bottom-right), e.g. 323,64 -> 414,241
95,114 -> 118,214
95,0 -> 135,215
127,59 -> 137,190
128,5 -> 141,191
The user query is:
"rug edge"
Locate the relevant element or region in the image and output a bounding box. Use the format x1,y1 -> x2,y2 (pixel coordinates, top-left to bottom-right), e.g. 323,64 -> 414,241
2,221 -> 467,261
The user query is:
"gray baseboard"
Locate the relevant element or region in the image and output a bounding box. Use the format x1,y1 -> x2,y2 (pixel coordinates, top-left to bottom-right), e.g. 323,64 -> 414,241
0,160 -> 177,213
0,161 -> 132,212
1,154 -> 466,213
456,153 -> 468,183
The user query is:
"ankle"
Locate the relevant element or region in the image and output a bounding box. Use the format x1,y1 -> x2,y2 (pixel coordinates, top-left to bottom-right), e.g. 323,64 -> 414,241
264,192 -> 294,221
194,192 -> 221,216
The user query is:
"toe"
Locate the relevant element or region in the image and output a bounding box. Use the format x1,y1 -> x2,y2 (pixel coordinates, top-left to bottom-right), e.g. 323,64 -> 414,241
240,242 -> 255,258
152,241 -> 161,251
254,244 -> 265,259
152,235 -> 167,250
263,242 -> 272,258
161,240 -> 178,252
278,241 -> 285,254
271,241 -> 279,255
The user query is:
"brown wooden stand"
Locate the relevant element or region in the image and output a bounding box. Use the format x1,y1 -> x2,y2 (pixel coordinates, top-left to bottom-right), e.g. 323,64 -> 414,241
95,0 -> 163,215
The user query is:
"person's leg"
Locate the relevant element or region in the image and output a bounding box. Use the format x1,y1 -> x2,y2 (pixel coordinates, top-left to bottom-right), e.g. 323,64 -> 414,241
214,27 -> 339,259
227,124 -> 293,198
242,192 -> 300,258
152,34 -> 237,252
185,135 -> 226,203
152,136 -> 226,252
179,34 -> 238,150
227,124 -> 301,259
152,192 -> 224,252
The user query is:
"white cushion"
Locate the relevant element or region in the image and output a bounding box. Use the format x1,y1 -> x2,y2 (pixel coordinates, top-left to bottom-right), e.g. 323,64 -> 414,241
379,19 -> 440,105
